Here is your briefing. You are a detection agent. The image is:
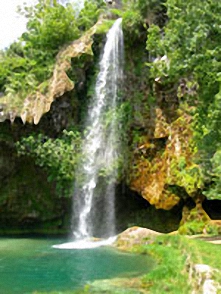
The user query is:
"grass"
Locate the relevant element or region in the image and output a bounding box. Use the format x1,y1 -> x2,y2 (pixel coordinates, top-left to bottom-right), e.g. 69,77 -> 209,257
134,234 -> 221,293
134,235 -> 191,293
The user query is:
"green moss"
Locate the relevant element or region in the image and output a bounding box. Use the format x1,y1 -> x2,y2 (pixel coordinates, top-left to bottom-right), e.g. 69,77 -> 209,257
133,235 -> 221,293
179,220 -> 221,236
95,19 -> 115,34
178,220 -> 205,235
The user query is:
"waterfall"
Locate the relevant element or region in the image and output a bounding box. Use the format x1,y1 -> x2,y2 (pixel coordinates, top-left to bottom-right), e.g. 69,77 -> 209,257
73,18 -> 124,241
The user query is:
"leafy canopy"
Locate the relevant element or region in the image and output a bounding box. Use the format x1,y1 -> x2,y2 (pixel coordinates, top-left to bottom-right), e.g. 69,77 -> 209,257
16,130 -> 81,196
147,0 -> 221,199
0,0 -> 104,97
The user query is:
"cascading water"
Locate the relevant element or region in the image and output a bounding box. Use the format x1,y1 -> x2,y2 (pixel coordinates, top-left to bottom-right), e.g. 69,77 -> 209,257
73,18 -> 124,242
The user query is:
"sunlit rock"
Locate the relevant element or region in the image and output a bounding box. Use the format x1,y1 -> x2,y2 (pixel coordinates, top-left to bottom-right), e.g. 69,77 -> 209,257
129,109 -> 200,210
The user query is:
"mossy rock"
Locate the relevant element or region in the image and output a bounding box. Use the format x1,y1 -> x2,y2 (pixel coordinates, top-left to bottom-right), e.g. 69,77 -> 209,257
114,226 -> 161,251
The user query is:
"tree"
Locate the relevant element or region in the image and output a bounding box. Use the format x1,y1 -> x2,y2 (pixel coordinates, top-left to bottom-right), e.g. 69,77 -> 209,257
147,0 -> 221,199
0,0 -> 105,99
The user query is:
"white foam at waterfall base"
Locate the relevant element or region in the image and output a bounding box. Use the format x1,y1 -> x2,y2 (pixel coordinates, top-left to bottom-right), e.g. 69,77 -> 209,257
52,236 -> 117,250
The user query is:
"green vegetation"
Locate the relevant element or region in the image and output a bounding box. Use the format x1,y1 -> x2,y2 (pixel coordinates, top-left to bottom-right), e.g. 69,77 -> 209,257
138,235 -> 191,294
111,0 -> 165,45
16,129 -> 81,196
147,0 -> 221,200
136,235 -> 221,293
179,219 -> 220,236
1,0 -> 221,292
0,0 -> 105,99
1,0 -> 221,230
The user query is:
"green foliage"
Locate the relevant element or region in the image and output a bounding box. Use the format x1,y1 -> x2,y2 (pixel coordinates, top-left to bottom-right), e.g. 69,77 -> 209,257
21,0 -> 79,53
94,19 -> 115,34
167,157 -> 204,195
16,129 -> 81,196
122,0 -> 165,20
0,46 -> 37,94
179,219 -> 221,236
147,0 -> 221,200
203,150 -> 221,200
111,0 -> 165,45
120,7 -> 143,40
147,0 -> 221,90
0,0 -> 104,101
133,235 -> 221,293
77,0 -> 105,32
137,235 -> 190,294
178,220 -> 205,235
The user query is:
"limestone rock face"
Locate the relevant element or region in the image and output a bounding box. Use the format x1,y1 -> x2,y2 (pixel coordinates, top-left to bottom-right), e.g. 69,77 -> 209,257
129,108 -> 200,210
125,39 -> 204,213
0,19 -> 107,125
123,34 -> 201,211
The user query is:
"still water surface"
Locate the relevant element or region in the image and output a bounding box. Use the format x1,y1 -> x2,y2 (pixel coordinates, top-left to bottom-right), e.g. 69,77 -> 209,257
0,237 -> 153,294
